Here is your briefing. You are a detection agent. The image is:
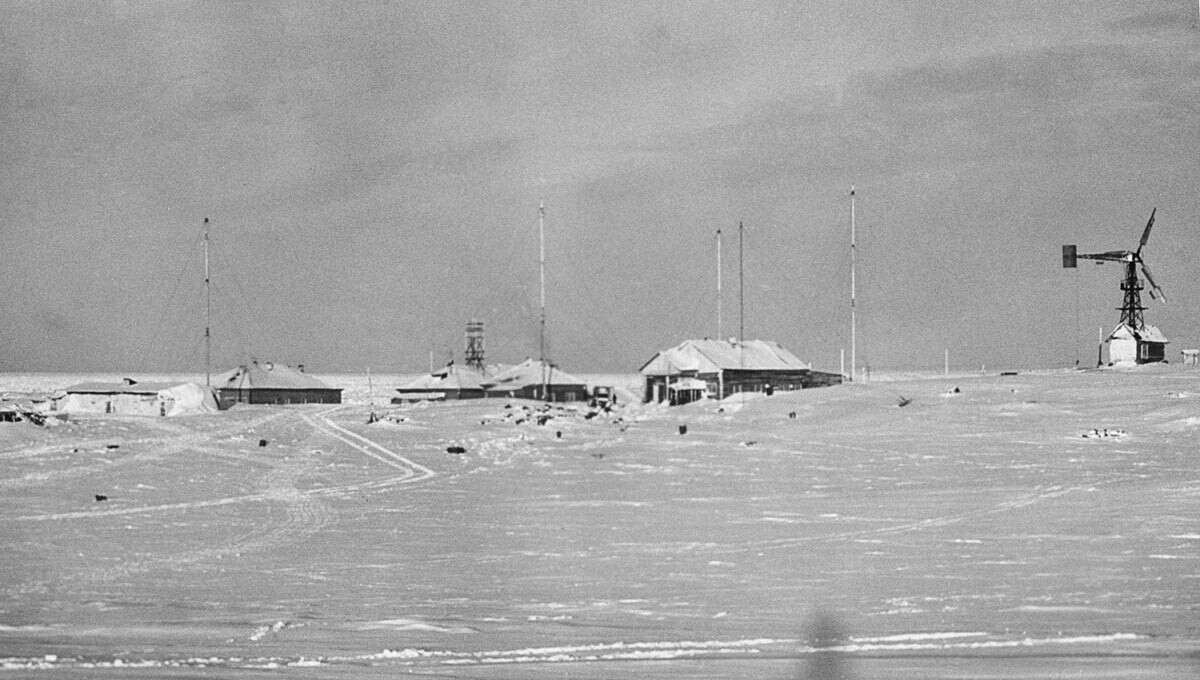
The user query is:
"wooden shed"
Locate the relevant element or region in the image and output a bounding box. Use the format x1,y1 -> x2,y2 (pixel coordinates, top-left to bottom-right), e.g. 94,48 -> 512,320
1105,324 -> 1168,365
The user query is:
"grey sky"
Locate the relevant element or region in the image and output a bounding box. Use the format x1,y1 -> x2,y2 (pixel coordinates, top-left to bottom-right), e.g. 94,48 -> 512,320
2,1 -> 1198,374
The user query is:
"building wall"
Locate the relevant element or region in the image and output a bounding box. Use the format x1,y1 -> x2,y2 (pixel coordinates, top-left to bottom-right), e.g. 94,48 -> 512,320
485,385 -> 588,402
1138,341 -> 1166,363
1107,336 -> 1138,364
218,389 -> 342,408
58,392 -> 167,416
643,369 -> 833,403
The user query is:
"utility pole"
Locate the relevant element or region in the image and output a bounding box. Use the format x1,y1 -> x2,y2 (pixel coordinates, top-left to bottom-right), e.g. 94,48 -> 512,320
716,228 -> 722,340
538,200 -> 548,401
850,186 -> 857,383
203,217 -> 211,388
738,221 -> 745,370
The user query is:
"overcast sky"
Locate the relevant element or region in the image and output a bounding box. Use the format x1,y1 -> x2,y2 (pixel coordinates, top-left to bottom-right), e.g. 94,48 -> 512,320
2,1 -> 1198,375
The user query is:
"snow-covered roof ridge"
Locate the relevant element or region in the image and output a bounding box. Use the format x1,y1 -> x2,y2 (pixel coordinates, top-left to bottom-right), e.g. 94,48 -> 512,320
640,338 -> 811,375
214,361 -> 339,391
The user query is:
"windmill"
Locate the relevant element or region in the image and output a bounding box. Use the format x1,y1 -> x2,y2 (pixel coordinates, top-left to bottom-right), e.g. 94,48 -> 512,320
1063,209 -> 1169,364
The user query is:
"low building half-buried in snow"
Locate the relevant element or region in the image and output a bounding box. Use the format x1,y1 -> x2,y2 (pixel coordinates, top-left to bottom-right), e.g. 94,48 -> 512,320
481,358 -> 589,402
52,380 -> 218,416
640,338 -> 842,405
214,361 -> 342,408
393,362 -> 492,402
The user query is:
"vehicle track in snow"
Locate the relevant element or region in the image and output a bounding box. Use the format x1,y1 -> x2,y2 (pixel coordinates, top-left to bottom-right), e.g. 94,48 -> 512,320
7,408 -> 435,523
4,407 -> 440,587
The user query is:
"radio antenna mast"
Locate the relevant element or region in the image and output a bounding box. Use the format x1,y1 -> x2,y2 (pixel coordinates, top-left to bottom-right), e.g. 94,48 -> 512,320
538,200 -> 548,400
203,217 -> 212,387
716,228 -> 723,339
850,186 -> 857,383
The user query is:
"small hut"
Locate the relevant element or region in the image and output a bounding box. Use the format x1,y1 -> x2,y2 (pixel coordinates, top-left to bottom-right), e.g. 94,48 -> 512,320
481,358 -> 589,402
1106,324 -> 1168,365
214,361 -> 342,407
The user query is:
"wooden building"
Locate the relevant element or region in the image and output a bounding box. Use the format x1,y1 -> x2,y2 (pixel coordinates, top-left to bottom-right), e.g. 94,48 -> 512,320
214,361 -> 342,408
481,358 -> 589,402
393,363 -> 490,402
640,338 -> 841,405
1105,324 -> 1168,365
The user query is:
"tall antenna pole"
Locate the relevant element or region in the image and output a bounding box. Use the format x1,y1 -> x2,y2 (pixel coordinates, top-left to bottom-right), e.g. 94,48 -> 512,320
203,217 -> 211,387
738,221 -> 745,369
538,200 -> 547,401
850,186 -> 857,383
716,228 -> 723,340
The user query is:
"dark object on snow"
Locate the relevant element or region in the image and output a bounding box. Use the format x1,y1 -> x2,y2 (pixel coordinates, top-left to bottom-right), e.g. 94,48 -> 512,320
537,414 -> 552,426
105,444 -> 119,450
591,453 -> 604,459
764,383 -> 774,396
259,439 -> 268,447
678,424 -> 687,435
94,494 -> 108,502
897,396 -> 912,407
446,445 -> 466,454
556,431 -> 562,439
788,411 -> 797,419
1000,371 -> 1019,376
802,610 -> 852,680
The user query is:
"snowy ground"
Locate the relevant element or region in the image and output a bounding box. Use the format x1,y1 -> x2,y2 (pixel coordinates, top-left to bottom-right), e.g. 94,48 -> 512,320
1,368 -> 1198,678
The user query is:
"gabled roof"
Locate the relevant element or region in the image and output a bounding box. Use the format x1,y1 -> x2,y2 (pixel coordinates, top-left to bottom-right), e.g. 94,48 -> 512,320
64,381 -> 186,395
1109,324 -> 1169,344
399,364 -> 489,392
215,361 -> 340,391
640,339 -> 811,375
482,358 -> 587,390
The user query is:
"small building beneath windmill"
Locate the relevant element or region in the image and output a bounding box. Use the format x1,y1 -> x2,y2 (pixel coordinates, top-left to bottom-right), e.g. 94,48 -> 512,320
481,358 -> 589,402
640,338 -> 841,405
214,361 -> 342,407
1105,324 -> 1168,365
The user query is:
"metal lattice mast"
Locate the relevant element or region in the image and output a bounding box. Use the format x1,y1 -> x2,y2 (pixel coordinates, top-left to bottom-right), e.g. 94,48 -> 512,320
1119,260 -> 1146,329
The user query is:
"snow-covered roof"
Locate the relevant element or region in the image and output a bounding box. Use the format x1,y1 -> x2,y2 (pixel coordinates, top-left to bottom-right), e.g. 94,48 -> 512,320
1109,324 -> 1169,344
214,362 -> 340,391
400,364 -> 489,392
640,339 -> 811,375
64,381 -> 187,395
481,358 -> 587,390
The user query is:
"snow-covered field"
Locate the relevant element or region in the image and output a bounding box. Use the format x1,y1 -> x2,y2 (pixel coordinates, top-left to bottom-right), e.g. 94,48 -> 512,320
1,368 -> 1198,678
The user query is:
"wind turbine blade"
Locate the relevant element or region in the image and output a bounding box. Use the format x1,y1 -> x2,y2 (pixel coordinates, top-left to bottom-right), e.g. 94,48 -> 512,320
1137,208 -> 1156,254
1140,262 -> 1166,303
